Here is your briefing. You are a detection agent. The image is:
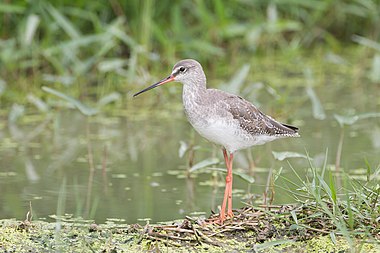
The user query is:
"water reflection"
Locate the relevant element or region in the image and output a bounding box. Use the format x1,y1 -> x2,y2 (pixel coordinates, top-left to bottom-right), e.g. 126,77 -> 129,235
0,90 -> 379,224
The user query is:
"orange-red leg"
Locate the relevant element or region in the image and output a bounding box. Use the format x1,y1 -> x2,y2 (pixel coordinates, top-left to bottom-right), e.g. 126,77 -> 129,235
227,152 -> 234,217
219,148 -> 234,224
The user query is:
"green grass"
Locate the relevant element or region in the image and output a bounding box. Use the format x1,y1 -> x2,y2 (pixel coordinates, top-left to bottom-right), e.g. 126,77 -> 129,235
277,150 -> 380,246
1,0 -> 380,103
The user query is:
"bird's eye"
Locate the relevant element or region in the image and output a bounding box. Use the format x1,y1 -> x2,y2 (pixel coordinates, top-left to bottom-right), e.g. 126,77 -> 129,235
179,67 -> 186,72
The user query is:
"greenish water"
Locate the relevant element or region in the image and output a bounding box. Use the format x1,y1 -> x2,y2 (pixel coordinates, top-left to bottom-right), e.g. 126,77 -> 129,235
0,53 -> 379,224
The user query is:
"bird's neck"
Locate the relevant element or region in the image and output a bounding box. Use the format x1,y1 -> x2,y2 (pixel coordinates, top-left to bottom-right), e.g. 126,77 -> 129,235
182,76 -> 207,103
182,74 -> 207,123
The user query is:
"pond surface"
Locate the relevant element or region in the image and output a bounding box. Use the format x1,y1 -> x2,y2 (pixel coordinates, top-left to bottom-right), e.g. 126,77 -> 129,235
1,53 -> 379,224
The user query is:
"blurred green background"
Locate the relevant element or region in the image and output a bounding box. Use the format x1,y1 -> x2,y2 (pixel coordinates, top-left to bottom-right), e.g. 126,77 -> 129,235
1,0 -> 380,104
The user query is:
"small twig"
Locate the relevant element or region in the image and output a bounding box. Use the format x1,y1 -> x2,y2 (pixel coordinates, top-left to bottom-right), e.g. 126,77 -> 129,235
137,222 -> 152,244
193,227 -> 221,246
207,225 -> 247,237
224,225 -> 246,230
243,222 -> 259,227
257,204 -> 283,209
162,227 -> 195,234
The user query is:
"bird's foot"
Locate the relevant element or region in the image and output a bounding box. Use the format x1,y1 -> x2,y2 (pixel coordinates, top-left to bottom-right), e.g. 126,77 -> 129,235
217,211 -> 234,225
205,211 -> 234,225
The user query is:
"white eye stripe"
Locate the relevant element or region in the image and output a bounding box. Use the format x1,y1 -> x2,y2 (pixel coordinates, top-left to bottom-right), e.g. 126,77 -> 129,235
173,66 -> 187,76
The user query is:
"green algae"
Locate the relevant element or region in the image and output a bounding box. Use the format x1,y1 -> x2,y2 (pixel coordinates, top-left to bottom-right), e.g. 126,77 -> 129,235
0,219 -> 377,253
261,236 -> 380,253
1,208 -> 379,253
0,219 -> 142,252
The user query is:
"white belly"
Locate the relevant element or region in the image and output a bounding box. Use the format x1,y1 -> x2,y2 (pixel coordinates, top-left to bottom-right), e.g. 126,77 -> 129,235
191,119 -> 277,153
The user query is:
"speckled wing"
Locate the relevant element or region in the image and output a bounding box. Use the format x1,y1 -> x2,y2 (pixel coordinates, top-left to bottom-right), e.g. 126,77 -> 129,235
224,95 -> 299,137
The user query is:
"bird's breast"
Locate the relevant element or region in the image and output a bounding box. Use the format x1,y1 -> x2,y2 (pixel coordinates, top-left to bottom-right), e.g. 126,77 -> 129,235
182,98 -> 280,153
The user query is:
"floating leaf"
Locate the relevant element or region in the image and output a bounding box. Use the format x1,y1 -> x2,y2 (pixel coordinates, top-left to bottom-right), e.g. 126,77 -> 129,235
334,114 -> 359,127
357,112 -> 380,120
334,112 -> 380,128
272,151 -> 308,161
42,86 -> 98,116
234,170 -> 255,183
189,158 -> 219,173
206,167 -> 255,183
167,170 -> 182,176
106,218 -> 126,222
111,174 -> 127,179
137,218 -> 151,222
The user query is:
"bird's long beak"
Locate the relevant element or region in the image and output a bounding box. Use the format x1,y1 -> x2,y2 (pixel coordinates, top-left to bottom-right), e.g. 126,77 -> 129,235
133,75 -> 175,97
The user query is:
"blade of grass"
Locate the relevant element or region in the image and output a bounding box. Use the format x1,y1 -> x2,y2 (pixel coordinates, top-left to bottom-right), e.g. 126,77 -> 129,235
45,3 -> 81,39
42,86 -> 99,116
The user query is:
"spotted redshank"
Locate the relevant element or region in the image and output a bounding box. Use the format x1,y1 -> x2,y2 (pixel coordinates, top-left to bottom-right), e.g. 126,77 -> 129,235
133,59 -> 299,223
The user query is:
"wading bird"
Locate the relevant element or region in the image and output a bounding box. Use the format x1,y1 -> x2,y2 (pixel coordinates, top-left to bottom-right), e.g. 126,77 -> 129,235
133,59 -> 299,223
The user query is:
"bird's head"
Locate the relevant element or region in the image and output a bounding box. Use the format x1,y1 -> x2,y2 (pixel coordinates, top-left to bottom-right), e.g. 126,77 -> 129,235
133,59 -> 204,97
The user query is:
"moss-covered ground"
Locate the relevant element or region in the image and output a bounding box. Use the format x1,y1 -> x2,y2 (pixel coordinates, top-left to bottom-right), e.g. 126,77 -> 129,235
1,205 -> 379,252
